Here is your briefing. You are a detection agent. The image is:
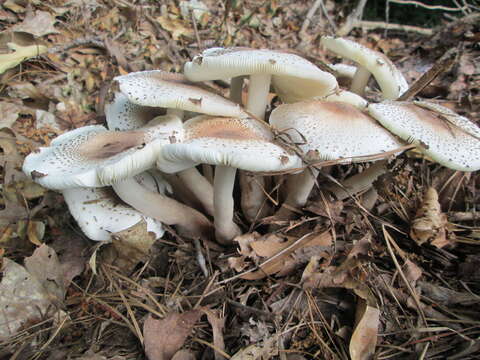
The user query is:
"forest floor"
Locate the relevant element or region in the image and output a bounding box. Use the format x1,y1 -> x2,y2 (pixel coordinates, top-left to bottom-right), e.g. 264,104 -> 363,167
0,0 -> 479,359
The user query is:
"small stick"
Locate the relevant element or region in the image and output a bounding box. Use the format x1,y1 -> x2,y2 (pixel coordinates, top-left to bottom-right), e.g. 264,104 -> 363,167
194,237 -> 209,277
398,48 -> 458,101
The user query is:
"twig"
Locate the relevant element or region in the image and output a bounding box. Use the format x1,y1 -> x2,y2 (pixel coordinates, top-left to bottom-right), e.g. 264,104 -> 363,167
194,237 -> 209,277
388,0 -> 467,12
299,0 -> 324,34
336,0 -> 368,36
356,20 -> 434,36
448,211 -> 480,222
47,37 -> 105,54
383,226 -> 429,327
398,48 -> 458,101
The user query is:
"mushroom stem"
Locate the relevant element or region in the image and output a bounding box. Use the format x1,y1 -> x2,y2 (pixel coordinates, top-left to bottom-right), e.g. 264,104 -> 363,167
274,168 -> 319,221
202,164 -> 214,184
230,76 -> 244,105
112,177 -> 213,239
213,166 -> 242,243
247,74 -> 272,120
240,173 -> 272,222
166,108 -> 184,120
178,167 -> 215,216
350,66 -> 371,96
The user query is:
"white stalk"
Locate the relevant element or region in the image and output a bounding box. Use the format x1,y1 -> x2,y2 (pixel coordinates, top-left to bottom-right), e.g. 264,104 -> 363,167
178,167 -> 215,216
274,168 -> 319,222
350,66 -> 371,96
112,177 -> 213,239
230,76 -> 244,105
214,166 -> 241,243
246,73 -> 272,120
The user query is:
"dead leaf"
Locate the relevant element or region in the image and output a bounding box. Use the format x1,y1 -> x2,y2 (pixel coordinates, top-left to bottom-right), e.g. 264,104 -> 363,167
10,10 -> 58,37
0,258 -> 52,340
143,310 -> 203,360
202,308 -> 226,360
0,245 -> 70,341
230,231 -> 332,280
402,259 -> 422,286
156,15 -> 194,40
349,298 -> 380,360
410,187 -> 453,248
103,220 -> 157,274
24,244 -> 66,302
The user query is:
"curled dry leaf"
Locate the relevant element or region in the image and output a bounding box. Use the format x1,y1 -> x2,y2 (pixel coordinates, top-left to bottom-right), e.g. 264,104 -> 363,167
102,219 -> 157,274
143,309 -> 203,360
410,187 -> 454,248
228,231 -> 332,280
0,244 -> 71,340
10,10 -> 58,37
349,298 -> 380,360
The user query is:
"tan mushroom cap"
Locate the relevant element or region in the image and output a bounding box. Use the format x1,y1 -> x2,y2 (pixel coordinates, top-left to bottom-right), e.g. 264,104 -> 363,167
321,36 -> 408,100
368,101 -> 480,171
157,115 -> 302,173
270,101 -> 404,162
114,70 -> 247,118
184,47 -> 338,102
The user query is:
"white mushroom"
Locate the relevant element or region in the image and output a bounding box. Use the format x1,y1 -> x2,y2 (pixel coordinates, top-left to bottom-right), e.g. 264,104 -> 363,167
321,36 -> 408,100
105,91 -> 164,131
113,70 -> 247,118
368,101 -> 480,171
156,115 -> 302,243
269,100 -> 405,220
62,185 -> 164,241
184,47 -> 338,118
22,116 -> 213,238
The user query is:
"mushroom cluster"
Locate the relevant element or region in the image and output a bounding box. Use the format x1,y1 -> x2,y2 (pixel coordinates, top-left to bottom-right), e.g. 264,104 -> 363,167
23,36 -> 480,245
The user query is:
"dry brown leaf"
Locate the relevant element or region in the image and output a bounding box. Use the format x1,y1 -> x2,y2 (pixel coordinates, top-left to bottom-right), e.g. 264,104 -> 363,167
402,259 -> 422,286
10,10 -> 58,37
0,245 -> 70,341
0,258 -> 52,340
143,310 -> 203,360
410,187 -> 453,248
103,219 -> 157,274
156,15 -> 194,40
349,298 -> 380,360
231,231 -> 332,280
202,308 -> 226,360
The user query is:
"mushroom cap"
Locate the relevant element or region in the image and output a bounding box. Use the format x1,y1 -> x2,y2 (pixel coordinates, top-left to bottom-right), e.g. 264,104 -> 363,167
105,91 -> 164,131
62,184 -> 164,241
156,115 -> 302,173
368,101 -> 480,171
321,89 -> 368,109
184,47 -> 338,102
23,115 -> 183,190
321,36 -> 408,100
269,101 -> 404,162
114,70 -> 247,118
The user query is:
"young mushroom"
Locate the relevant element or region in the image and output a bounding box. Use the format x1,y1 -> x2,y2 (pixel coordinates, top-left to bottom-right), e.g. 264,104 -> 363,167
156,115 -> 302,243
269,100 -> 405,221
368,101 -> 480,171
321,36 -> 408,100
